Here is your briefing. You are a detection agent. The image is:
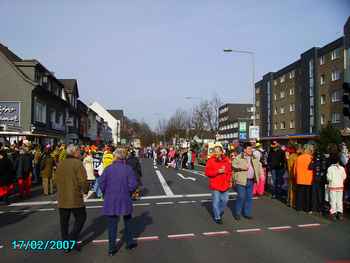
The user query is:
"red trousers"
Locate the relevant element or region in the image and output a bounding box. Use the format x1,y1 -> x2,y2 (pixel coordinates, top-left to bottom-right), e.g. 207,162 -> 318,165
17,176 -> 32,197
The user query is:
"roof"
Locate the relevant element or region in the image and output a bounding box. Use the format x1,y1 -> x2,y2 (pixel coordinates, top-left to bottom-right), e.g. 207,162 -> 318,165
0,43 -> 22,62
107,109 -> 124,120
59,79 -> 79,97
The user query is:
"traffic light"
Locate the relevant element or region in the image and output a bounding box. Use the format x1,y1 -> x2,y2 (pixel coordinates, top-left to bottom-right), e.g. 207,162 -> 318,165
343,82 -> 350,117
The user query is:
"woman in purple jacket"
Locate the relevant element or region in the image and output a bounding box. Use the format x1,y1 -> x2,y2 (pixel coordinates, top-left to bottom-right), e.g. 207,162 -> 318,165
99,148 -> 138,256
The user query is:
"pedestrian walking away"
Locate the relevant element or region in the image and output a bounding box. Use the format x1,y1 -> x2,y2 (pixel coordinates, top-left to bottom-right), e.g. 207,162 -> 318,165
40,145 -> 55,195
55,144 -> 89,253
99,148 -> 138,256
205,144 -> 232,225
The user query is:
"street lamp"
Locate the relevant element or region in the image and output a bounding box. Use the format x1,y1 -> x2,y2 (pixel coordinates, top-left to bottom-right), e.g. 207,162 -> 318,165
223,48 -> 256,126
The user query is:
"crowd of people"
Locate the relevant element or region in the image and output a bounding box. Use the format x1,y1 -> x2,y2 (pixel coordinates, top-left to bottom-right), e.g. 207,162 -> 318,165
0,138 -> 349,256
204,139 -> 350,224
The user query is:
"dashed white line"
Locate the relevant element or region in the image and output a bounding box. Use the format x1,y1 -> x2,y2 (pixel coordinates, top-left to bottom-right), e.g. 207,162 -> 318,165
203,231 -> 230,236
168,233 -> 195,239
178,201 -> 197,204
268,226 -> 292,231
155,170 -> 175,196
134,236 -> 160,241
200,199 -> 212,203
92,239 -> 120,244
297,223 -> 321,228
236,228 -> 262,233
156,202 -> 174,205
133,203 -> 151,207
86,205 -> 103,209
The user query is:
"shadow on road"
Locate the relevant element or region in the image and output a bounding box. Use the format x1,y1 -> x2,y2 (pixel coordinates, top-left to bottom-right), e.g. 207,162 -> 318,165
118,211 -> 153,249
0,210 -> 35,229
79,215 -> 107,248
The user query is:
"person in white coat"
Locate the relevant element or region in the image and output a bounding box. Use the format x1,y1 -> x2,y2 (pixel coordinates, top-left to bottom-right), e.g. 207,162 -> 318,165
83,151 -> 95,189
326,158 -> 347,221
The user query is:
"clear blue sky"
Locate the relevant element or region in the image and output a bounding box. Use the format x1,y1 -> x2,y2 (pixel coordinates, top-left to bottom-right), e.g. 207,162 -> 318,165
1,0 -> 349,128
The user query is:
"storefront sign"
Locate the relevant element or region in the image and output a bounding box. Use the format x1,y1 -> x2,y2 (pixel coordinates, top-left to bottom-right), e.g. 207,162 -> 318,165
0,101 -> 20,127
239,132 -> 247,140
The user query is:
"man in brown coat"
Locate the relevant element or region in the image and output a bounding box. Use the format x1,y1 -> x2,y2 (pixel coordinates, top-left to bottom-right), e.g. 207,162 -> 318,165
55,144 -> 89,252
40,145 -> 54,195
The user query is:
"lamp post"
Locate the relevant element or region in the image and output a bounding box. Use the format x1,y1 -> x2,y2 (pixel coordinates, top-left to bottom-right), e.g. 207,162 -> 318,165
223,48 -> 256,126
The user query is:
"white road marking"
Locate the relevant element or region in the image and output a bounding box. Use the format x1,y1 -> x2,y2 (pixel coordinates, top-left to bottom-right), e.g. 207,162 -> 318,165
86,205 -> 103,209
297,223 -> 321,228
236,228 -> 262,233
9,201 -> 57,206
0,245 -> 3,249
168,233 -> 195,239
156,202 -> 174,205
177,173 -> 196,181
134,236 -> 160,241
200,199 -> 212,203
155,170 -> 175,196
203,231 -> 230,236
178,201 -> 197,204
0,211 -> 4,214
133,203 -> 151,207
268,226 -> 292,231
92,239 -> 120,244
181,169 -> 206,177
10,209 -> 31,213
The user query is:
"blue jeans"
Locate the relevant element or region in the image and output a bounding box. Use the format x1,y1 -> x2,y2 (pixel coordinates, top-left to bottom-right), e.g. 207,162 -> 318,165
93,177 -> 102,198
107,215 -> 133,253
212,190 -> 229,220
271,169 -> 285,198
235,179 -> 254,217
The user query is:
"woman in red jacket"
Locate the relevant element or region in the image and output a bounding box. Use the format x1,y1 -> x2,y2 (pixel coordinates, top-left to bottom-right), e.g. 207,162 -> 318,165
205,145 -> 232,224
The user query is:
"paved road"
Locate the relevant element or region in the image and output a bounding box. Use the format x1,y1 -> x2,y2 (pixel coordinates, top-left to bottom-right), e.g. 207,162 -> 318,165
0,158 -> 349,263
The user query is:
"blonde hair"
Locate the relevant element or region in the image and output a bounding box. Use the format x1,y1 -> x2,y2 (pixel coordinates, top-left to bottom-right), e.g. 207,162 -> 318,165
113,148 -> 127,160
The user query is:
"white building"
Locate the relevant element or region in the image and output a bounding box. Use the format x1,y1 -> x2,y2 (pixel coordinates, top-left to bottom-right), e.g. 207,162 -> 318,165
89,102 -> 121,144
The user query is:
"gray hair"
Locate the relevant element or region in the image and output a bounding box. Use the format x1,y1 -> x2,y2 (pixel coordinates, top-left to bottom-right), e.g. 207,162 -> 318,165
66,144 -> 79,156
113,148 -> 126,160
303,144 -> 314,154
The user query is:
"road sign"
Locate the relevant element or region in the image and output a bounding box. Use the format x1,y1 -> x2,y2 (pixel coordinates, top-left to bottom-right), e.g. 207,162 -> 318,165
239,122 -> 246,132
249,126 -> 260,139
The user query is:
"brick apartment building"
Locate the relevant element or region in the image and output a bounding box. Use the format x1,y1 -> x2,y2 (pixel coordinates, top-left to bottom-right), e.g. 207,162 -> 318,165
218,103 -> 253,143
255,17 -> 350,138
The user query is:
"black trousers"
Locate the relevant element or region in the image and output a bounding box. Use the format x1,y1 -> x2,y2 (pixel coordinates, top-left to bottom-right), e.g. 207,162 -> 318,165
59,207 -> 87,242
296,185 -> 312,212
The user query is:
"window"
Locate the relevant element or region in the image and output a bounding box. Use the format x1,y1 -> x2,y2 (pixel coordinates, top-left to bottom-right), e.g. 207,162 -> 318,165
319,56 -> 325,65
274,107 -> 278,115
280,75 -> 285,83
331,70 -> 340,81
50,110 -> 56,124
233,122 -> 238,128
280,91 -> 285,99
331,49 -> 340,60
256,100 -> 260,107
289,88 -> 294,95
320,95 -> 326,105
280,122 -> 286,129
290,120 -> 295,129
289,71 -> 295,79
274,94 -> 277,101
274,80 -> 277,86
320,74 -> 325,85
289,104 -> 295,112
256,88 -> 260,94
34,100 -> 46,123
280,107 -> 285,114
274,123 -> 277,130
331,112 -> 341,123
321,114 -> 325,125
256,114 -> 260,120
331,90 -> 342,102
